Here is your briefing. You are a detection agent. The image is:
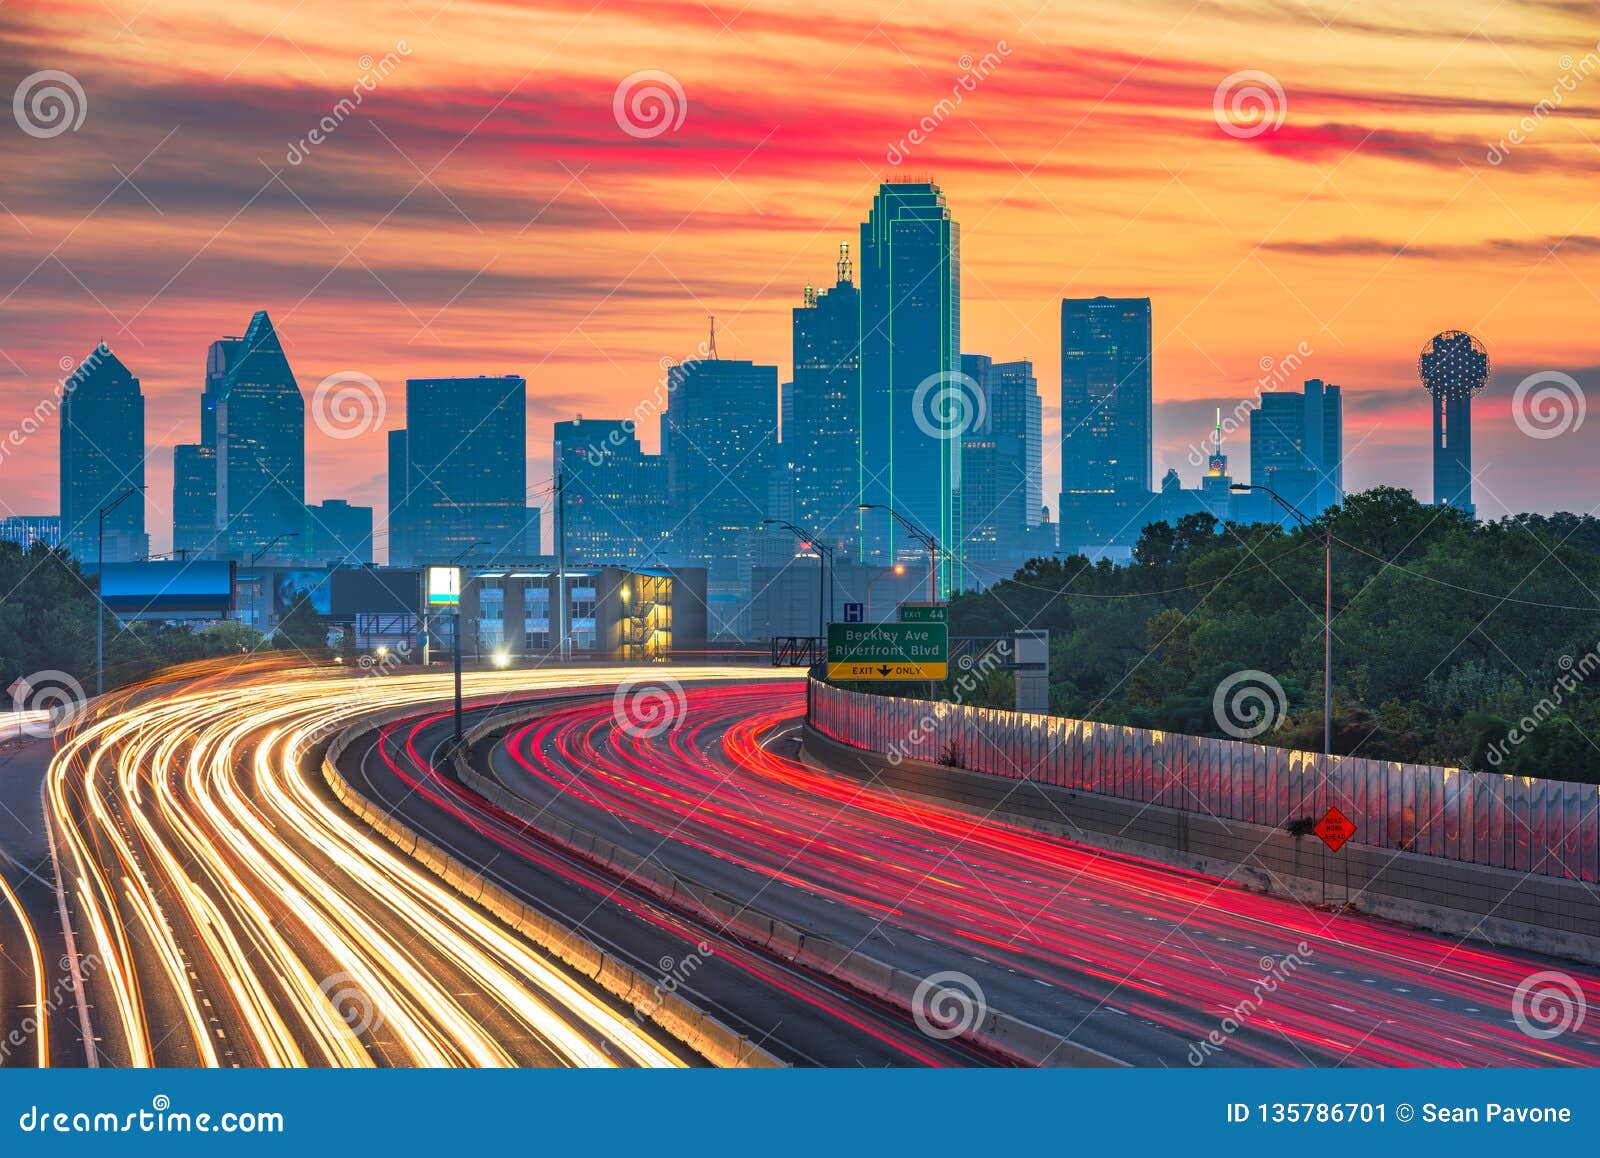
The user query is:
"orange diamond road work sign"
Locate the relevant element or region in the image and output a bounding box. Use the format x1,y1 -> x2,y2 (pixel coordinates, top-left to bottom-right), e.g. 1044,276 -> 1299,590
1314,806 -> 1356,852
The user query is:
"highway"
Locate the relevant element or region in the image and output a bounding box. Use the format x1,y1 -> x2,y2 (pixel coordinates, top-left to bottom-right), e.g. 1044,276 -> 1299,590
483,681 -> 1600,1068
40,661 -> 784,1068
342,698 -> 1014,1066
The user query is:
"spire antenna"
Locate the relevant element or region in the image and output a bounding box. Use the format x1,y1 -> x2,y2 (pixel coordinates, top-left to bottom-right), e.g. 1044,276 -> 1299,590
707,314 -> 718,360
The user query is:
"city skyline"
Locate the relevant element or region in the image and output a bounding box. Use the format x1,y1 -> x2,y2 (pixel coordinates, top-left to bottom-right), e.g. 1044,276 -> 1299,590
4,1 -> 1597,554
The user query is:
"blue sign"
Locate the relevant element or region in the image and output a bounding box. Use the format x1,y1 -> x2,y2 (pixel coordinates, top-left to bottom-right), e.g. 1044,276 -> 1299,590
843,602 -> 865,623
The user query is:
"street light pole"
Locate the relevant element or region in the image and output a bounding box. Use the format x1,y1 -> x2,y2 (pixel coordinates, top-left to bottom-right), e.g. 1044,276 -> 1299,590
245,533 -> 300,657
858,504 -> 939,603
763,518 -> 834,645
448,541 -> 487,743
95,485 -> 144,696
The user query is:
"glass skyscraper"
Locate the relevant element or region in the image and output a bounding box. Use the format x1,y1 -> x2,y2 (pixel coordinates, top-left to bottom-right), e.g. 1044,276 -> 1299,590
1058,296 -> 1155,556
401,375 -> 527,564
216,311 -> 306,564
662,357 -> 777,583
554,417 -> 666,564
858,181 -> 961,592
171,337 -> 242,560
1249,378 -> 1344,522
59,344 -> 146,563
960,354 -> 1042,581
791,243 -> 861,557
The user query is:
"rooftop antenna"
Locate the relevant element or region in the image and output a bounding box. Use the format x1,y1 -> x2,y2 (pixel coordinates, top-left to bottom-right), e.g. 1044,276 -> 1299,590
707,314 -> 718,360
837,241 -> 852,285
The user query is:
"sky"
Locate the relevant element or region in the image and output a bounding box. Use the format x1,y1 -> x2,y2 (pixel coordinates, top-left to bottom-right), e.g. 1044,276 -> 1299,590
2,0 -> 1598,559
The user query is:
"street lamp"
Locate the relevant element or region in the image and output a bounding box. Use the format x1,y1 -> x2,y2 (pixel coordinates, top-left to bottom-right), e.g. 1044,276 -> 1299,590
865,563 -> 907,622
1232,484 -> 1332,757
763,518 -> 834,641
858,504 -> 939,603
95,485 -> 145,696
447,541 -> 488,742
246,533 -> 300,657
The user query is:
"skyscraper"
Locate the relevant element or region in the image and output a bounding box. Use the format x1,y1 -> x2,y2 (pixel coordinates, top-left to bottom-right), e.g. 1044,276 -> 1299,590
662,356 -> 777,583
960,354 -> 1042,580
858,181 -> 961,591
1418,331 -> 1489,514
59,344 -> 146,563
791,243 -> 861,556
1249,379 -> 1345,522
1058,297 -> 1154,557
171,444 -> 216,558
554,417 -> 667,564
401,375 -> 526,563
386,428 -> 409,565
171,339 -> 239,560
216,311 -> 305,563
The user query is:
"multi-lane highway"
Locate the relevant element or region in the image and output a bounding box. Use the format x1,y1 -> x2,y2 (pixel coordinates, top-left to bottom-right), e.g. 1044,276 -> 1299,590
18,661 -> 1600,1068
484,681 -> 1600,1068
38,662 -> 779,1068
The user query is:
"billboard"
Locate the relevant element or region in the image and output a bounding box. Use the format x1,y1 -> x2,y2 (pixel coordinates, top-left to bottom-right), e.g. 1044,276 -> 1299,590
426,566 -> 461,607
99,561 -> 235,618
329,568 -> 421,616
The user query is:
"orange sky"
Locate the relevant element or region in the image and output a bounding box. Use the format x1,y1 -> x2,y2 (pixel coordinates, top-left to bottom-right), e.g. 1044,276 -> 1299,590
3,0 -> 1598,557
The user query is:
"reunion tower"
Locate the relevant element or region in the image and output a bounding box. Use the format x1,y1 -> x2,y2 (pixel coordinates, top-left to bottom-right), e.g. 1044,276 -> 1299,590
1418,330 -> 1490,514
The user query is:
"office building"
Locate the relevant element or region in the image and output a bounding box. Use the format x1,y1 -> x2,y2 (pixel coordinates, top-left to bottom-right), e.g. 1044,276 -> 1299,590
306,499 -> 374,564
858,181 -> 961,591
60,344 -> 147,563
171,337 -> 242,560
791,243 -> 862,557
0,515 -> 62,550
1058,296 -> 1155,556
400,375 -> 527,563
385,428 -> 410,565
216,311 -> 306,564
662,357 -> 777,583
1249,378 -> 1345,523
171,443 -> 217,558
554,418 -> 667,564
960,354 -> 1042,582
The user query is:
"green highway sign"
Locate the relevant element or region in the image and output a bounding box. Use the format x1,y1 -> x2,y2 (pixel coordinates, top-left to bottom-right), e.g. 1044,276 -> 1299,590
897,602 -> 947,624
827,622 -> 948,681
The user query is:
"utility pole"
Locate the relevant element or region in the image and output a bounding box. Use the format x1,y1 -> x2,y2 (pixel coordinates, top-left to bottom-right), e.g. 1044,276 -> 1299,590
95,485 -> 144,696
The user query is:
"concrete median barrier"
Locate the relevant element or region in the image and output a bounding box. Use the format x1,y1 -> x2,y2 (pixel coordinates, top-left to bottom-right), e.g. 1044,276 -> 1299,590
320,701 -> 786,1069
448,705 -> 1124,1068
